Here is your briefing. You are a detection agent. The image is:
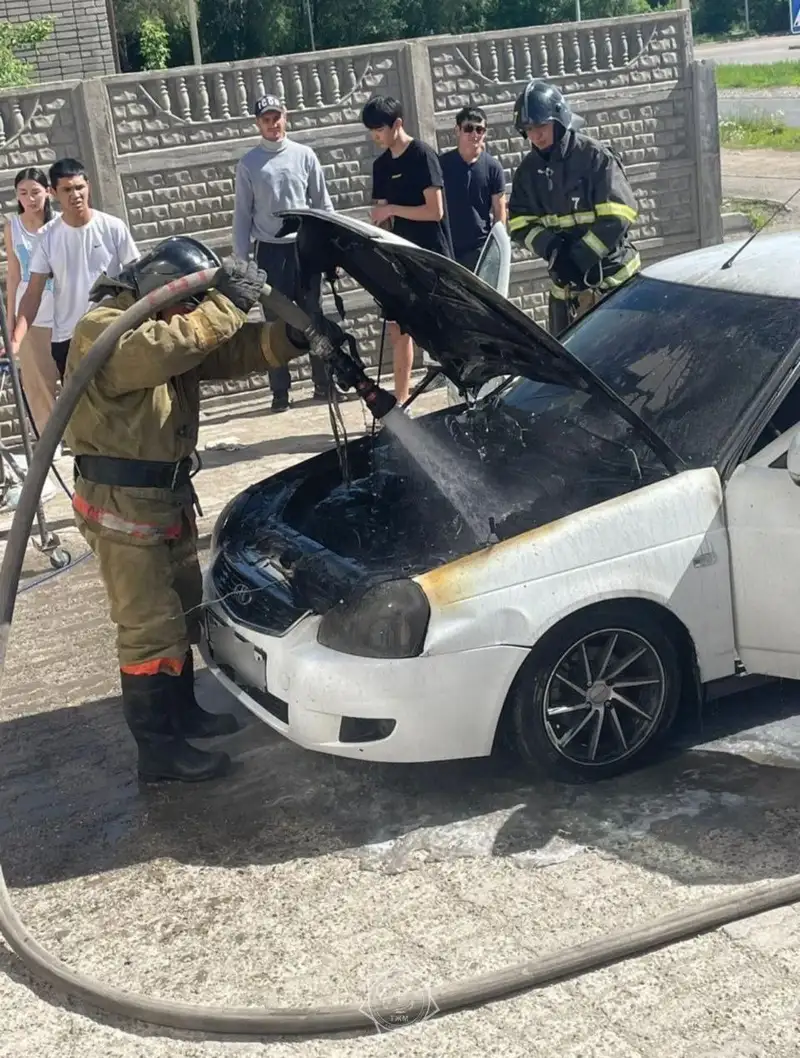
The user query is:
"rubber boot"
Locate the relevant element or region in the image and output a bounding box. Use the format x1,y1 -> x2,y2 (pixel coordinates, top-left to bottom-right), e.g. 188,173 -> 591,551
176,650 -> 241,739
120,670 -> 231,783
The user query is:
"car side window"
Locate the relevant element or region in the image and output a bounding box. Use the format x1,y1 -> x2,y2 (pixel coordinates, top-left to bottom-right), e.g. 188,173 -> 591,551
742,378 -> 800,464
770,378 -> 800,437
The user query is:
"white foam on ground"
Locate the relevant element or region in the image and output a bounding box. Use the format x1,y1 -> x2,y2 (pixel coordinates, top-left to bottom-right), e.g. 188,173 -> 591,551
355,805 -> 587,873
590,789 -> 748,842
697,714 -> 800,768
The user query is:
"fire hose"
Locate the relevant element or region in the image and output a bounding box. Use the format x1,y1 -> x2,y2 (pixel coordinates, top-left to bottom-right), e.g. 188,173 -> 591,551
2,267 -> 800,1035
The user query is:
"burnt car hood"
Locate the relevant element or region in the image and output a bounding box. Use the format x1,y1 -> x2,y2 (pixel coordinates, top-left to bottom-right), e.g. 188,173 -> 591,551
212,387 -> 672,629
281,209 -> 681,472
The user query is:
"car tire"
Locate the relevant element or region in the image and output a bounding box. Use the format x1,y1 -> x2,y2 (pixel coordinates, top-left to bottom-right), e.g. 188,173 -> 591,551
507,602 -> 683,784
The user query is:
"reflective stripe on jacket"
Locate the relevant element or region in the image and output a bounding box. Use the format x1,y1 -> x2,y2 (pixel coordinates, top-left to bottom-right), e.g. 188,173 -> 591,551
508,130 -> 640,289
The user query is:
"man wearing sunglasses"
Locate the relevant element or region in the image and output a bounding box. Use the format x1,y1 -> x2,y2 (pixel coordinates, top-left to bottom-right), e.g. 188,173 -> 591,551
439,107 -> 507,272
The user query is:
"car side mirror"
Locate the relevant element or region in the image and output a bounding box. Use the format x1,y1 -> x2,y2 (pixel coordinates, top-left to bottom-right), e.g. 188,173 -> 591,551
787,433 -> 800,485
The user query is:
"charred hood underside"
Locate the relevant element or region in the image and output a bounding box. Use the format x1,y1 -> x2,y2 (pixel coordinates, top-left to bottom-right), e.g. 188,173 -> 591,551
284,209 -> 681,474
290,212 -> 585,394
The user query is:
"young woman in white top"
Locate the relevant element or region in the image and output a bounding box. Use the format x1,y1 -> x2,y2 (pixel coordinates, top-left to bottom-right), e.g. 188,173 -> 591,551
3,167 -> 59,437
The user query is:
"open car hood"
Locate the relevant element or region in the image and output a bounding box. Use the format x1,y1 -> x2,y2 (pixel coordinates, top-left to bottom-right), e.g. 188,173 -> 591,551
282,209 -> 682,472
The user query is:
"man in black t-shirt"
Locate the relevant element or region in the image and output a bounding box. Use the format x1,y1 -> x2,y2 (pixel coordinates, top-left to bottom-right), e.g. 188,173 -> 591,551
362,95 -> 454,404
440,106 -> 507,272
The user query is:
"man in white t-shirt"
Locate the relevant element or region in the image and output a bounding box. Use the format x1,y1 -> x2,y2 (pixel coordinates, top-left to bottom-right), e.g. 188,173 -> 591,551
12,157 -> 139,380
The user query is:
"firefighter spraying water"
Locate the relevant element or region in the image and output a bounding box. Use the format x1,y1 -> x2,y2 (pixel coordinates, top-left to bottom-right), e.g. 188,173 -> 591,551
64,239 -> 323,782
61,234 -> 399,784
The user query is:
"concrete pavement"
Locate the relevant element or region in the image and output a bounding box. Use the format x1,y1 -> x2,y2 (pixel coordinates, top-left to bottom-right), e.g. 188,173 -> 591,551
696,34 -> 800,65
4,385 -> 800,1055
721,147 -> 800,205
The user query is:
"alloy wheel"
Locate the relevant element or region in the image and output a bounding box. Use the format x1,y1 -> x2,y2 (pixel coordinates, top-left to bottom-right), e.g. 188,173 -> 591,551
542,627 -> 667,768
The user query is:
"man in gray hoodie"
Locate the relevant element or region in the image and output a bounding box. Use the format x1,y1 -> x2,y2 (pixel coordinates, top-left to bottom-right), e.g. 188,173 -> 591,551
232,94 -> 333,411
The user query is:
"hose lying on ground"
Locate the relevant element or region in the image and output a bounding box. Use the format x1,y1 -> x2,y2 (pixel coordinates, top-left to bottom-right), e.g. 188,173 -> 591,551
1,268 -> 799,1036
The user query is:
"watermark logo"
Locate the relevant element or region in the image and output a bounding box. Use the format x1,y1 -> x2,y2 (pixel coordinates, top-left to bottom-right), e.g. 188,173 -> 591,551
360,965 -> 439,1034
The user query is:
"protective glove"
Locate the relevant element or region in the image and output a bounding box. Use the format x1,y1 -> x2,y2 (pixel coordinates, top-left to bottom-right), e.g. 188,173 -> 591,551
303,313 -> 369,392
215,257 -> 266,313
286,312 -> 349,355
544,232 -> 568,270
567,238 -> 604,282
549,248 -> 585,289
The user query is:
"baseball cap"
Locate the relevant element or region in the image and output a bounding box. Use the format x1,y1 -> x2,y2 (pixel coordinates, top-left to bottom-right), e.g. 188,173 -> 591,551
254,94 -> 285,118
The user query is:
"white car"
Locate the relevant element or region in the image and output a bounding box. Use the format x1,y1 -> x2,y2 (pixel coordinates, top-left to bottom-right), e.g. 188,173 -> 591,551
200,212 -> 800,782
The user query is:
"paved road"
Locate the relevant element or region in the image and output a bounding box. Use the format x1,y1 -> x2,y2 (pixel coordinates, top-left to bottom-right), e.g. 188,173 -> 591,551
719,94 -> 800,126
5,384 -> 800,1056
722,146 -> 800,203
696,34 -> 800,65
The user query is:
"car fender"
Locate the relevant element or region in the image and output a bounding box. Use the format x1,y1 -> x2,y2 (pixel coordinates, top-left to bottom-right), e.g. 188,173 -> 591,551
416,466 -> 737,687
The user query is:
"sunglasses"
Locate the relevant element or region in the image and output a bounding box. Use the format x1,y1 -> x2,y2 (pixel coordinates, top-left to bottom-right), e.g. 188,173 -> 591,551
460,123 -> 486,135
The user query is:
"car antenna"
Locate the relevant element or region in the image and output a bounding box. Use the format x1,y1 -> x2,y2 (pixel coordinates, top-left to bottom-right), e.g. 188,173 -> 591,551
721,184 -> 800,270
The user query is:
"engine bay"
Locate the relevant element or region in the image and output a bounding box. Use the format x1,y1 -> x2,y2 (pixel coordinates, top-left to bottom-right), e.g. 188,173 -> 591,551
283,381 -> 664,577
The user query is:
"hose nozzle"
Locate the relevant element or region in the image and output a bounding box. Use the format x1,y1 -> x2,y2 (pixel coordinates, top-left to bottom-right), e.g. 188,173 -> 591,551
299,315 -> 397,419
324,343 -> 396,419
354,376 -> 397,419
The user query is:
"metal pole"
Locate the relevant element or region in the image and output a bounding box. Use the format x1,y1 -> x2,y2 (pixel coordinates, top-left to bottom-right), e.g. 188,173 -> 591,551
187,0 -> 202,65
104,0 -> 122,72
0,301 -> 55,551
575,0 -> 581,20
744,0 -> 750,32
304,0 -> 316,50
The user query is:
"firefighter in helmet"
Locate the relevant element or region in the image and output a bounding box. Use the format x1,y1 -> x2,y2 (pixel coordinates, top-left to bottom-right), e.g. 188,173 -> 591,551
64,237 -> 315,784
508,79 -> 641,336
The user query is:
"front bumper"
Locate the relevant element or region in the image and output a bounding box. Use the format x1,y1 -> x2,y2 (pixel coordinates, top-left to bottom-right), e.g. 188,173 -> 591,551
199,568 -> 527,763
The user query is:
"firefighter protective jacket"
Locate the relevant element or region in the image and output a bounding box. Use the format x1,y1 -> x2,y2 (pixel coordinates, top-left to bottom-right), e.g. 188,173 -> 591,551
508,129 -> 641,301
64,289 -> 305,542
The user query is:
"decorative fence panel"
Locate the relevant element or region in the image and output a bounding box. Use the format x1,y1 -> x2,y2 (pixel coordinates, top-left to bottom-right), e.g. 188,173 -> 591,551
0,9 -> 720,436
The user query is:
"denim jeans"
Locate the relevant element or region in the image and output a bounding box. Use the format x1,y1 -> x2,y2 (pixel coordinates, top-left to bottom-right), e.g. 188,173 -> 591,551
255,241 -> 328,397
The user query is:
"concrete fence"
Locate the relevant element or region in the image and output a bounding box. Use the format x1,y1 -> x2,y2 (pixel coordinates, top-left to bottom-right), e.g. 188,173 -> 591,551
0,9 -> 721,439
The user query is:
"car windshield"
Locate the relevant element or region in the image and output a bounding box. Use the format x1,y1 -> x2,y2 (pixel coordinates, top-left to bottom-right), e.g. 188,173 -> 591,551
496,275 -> 800,468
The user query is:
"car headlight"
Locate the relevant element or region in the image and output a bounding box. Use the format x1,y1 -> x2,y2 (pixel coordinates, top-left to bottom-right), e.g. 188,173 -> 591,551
209,491 -> 249,558
317,579 -> 430,658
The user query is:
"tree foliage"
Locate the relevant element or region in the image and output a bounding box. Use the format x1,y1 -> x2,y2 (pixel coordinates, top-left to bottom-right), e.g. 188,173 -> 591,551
691,0 -> 788,35
110,0 -> 794,71
112,0 -> 186,36
139,15 -> 171,69
0,18 -> 54,89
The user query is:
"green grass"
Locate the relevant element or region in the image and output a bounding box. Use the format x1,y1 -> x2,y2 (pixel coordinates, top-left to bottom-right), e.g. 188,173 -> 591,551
720,113 -> 800,150
715,60 -> 800,90
723,198 -> 771,230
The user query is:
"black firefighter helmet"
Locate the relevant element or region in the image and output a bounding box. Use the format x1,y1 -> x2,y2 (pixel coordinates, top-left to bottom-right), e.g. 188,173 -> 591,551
513,79 -> 584,138
89,235 -> 222,304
